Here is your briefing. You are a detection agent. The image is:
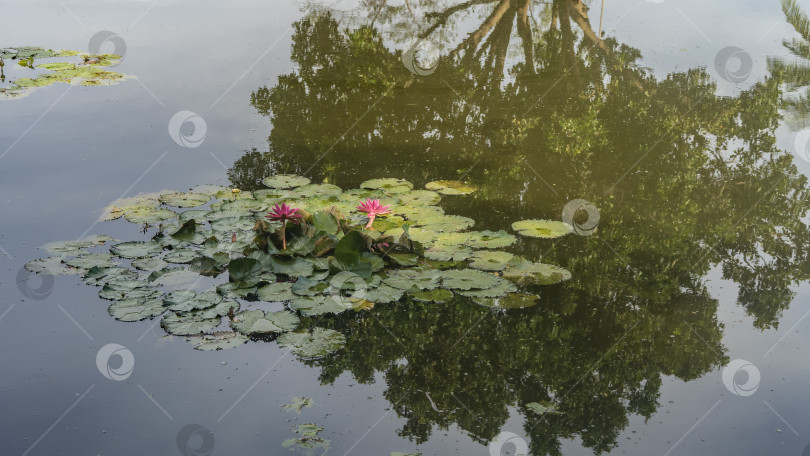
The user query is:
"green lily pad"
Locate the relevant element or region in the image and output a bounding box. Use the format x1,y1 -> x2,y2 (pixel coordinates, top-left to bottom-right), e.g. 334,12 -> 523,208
417,214 -> 474,232
383,269 -> 442,290
361,178 -> 413,194
159,192 -> 210,208
65,253 -> 117,269
188,332 -> 249,351
262,174 -> 311,189
269,257 -> 314,277
99,280 -> 158,300
469,250 -> 514,271
24,257 -> 82,276
277,328 -> 346,358
295,183 -> 343,198
130,257 -> 168,271
163,249 -> 198,264
257,282 -> 296,302
82,266 -> 138,286
364,284 -> 405,303
291,277 -> 330,296
164,290 -> 222,312
123,207 -> 177,224
150,269 -> 200,288
502,257 -> 572,285
161,312 -> 222,336
440,269 -> 500,290
230,309 -> 300,336
289,296 -> 352,316
189,184 -> 230,196
397,190 -> 441,206
457,277 -> 517,298
108,297 -> 167,322
411,288 -> 453,303
511,219 -> 573,239
425,180 -> 477,195
111,241 -> 163,259
465,230 -> 517,249
40,235 -> 115,254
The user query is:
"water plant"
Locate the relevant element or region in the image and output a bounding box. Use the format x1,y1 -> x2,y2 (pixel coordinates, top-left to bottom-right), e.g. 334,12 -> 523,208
25,176 -> 573,357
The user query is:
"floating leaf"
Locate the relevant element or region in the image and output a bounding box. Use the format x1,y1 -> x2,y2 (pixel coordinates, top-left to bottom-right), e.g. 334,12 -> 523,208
364,284 -> 405,303
40,235 -> 114,254
425,180 -> 477,195
440,269 -> 500,290
502,257 -> 572,285
257,282 -> 296,302
296,183 -> 343,198
24,257 -> 81,275
159,192 -> 210,208
511,219 -> 573,239
383,269 -> 442,290
457,278 -> 517,298
289,296 -> 352,316
469,250 -> 514,271
161,312 -> 221,336
163,249 -> 198,264
111,241 -> 162,259
465,230 -> 517,249
262,174 -> 311,189
283,396 -> 314,414
361,178 -> 413,194
397,190 -> 440,206
164,290 -> 222,312
82,266 -> 137,286
65,253 -> 117,269
230,309 -> 300,336
277,328 -> 346,358
108,297 -> 167,322
411,288 -> 453,303
269,257 -> 314,277
188,332 -> 249,351
123,207 -> 177,224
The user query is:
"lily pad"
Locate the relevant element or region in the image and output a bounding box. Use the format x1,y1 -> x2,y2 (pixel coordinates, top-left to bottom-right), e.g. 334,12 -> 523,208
361,178 -> 413,194
24,257 -> 81,275
161,312 -> 222,336
469,250 -> 514,271
440,269 -> 500,290
425,180 -> 477,195
257,282 -> 296,302
465,230 -> 517,249
526,401 -> 558,415
502,257 -> 572,285
159,192 -> 210,208
40,235 -> 115,254
474,293 -> 539,309
364,284 -> 405,303
262,174 -> 311,189
130,257 -> 168,271
108,297 -> 167,322
295,183 -> 343,198
277,328 -> 346,358
511,219 -> 573,239
289,296 -> 352,316
65,253 -> 117,269
383,269 -> 442,290
230,309 -> 300,336
457,278 -> 517,298
164,290 -> 222,312
111,241 -> 162,259
163,249 -> 198,264
123,207 -> 177,224
188,332 -> 249,351
397,190 -> 441,206
82,266 -> 137,286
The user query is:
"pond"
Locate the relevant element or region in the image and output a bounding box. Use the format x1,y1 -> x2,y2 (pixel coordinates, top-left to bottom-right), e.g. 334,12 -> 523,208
3,1 -> 810,455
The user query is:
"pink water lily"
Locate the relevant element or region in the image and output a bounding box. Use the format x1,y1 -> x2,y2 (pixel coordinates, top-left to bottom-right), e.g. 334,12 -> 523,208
356,198 -> 392,229
266,203 -> 302,249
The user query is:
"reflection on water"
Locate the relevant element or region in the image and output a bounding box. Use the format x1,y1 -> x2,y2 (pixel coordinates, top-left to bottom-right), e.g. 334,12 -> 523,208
227,1 -> 810,453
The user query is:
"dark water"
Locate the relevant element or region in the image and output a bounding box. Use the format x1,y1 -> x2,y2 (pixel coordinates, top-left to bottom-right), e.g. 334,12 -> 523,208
3,1 -> 810,455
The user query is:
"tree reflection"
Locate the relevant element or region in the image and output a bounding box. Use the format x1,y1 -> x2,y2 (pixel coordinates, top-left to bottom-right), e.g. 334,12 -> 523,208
229,1 -> 810,453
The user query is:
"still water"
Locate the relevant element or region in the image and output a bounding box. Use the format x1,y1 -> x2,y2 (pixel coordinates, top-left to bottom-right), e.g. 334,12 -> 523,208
2,0 -> 810,455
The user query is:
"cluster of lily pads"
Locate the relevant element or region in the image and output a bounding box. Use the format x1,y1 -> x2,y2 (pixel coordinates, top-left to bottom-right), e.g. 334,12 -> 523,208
0,46 -> 128,98
25,176 -> 573,356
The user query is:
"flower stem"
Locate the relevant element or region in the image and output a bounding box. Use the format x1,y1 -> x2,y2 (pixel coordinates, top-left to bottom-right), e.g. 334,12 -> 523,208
365,215 -> 376,230
282,219 -> 287,250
